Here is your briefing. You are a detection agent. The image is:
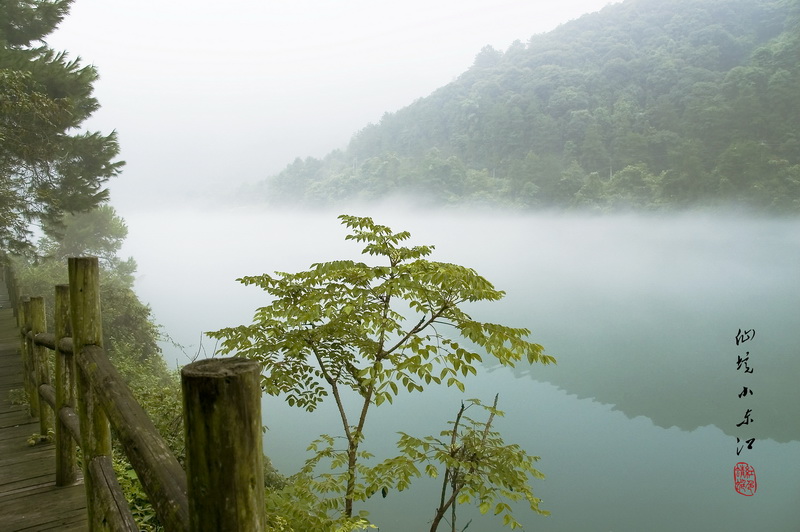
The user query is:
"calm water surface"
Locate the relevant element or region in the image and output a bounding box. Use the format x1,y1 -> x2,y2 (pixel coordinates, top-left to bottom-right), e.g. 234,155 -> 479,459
123,208 -> 800,531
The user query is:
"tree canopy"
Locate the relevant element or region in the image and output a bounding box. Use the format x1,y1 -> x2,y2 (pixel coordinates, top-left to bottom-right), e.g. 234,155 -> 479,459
210,215 -> 554,530
254,0 -> 800,212
0,0 -> 123,255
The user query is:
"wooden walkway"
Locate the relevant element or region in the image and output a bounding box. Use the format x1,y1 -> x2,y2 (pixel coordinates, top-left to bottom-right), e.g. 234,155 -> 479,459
0,283 -> 88,531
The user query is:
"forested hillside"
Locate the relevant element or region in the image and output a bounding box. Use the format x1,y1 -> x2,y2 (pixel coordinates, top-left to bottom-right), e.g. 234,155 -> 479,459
255,0 -> 800,211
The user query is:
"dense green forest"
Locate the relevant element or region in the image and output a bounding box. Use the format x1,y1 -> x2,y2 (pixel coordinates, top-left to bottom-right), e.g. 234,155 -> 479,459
256,0 -> 800,211
0,0 -> 123,254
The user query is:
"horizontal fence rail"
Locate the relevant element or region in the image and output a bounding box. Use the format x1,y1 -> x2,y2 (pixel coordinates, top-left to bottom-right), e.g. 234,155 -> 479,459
10,257 -> 266,531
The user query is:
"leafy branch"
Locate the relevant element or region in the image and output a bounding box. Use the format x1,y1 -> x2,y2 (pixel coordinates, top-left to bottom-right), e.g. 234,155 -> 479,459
209,215 -> 555,528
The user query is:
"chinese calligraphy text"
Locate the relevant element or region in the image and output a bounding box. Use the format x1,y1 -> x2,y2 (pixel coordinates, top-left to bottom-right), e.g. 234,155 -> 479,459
733,328 -> 757,495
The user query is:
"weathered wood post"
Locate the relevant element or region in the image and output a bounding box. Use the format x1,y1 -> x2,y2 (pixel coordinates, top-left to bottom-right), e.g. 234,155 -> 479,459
54,284 -> 79,486
18,297 -> 37,416
29,296 -> 54,437
69,257 -> 114,530
182,357 -> 266,532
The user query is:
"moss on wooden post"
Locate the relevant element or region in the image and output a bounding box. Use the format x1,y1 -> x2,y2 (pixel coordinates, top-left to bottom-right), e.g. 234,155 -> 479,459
29,296 -> 54,437
182,357 -> 266,532
18,297 -> 37,417
69,257 -> 113,530
55,284 -> 78,486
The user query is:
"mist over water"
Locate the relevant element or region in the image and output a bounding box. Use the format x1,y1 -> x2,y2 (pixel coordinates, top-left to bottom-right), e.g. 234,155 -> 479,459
122,207 -> 800,531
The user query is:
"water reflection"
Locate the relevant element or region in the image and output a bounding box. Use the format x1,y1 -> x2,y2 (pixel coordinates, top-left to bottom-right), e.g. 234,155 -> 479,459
479,222 -> 800,442
121,209 -> 800,530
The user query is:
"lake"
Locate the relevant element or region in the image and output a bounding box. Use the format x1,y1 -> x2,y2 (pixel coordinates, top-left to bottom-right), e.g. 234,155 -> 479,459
121,206 -> 800,531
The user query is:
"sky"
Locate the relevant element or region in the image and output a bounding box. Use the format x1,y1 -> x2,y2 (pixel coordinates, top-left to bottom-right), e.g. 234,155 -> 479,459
47,0 -> 620,214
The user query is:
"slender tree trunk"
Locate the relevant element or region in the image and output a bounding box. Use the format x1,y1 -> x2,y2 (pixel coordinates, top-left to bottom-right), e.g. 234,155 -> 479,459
429,491 -> 459,532
345,386 -> 374,517
430,396 -> 499,532
345,446 -> 358,517
431,402 -> 466,532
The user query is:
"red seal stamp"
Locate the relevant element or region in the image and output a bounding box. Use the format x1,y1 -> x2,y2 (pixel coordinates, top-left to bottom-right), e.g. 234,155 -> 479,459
734,462 -> 757,496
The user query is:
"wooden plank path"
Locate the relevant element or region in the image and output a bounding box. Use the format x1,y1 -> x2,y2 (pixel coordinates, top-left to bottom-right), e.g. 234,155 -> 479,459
0,282 -> 88,531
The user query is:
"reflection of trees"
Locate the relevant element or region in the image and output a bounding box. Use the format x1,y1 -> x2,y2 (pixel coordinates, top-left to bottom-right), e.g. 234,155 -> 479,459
494,297 -> 799,443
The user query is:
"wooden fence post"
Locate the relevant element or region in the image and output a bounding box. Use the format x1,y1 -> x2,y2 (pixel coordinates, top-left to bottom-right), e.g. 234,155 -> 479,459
55,284 -> 78,486
182,357 -> 266,532
18,297 -> 37,417
29,296 -> 54,437
69,257 -> 113,530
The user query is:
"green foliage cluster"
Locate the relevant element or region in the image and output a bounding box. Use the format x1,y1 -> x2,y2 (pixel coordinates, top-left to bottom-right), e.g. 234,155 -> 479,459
0,0 -> 123,254
14,207 -> 160,364
401,396 -> 547,531
113,452 -> 160,529
210,215 -> 554,530
259,0 -> 800,212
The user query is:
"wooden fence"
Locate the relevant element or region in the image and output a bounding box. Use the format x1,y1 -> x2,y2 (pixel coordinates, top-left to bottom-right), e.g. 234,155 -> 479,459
6,257 -> 266,531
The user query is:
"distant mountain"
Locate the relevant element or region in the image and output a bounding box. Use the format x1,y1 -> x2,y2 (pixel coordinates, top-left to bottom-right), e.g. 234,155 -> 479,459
252,0 -> 800,212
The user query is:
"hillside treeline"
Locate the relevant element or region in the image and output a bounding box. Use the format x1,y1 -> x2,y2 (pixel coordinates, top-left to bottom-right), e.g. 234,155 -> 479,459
257,0 -> 800,212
